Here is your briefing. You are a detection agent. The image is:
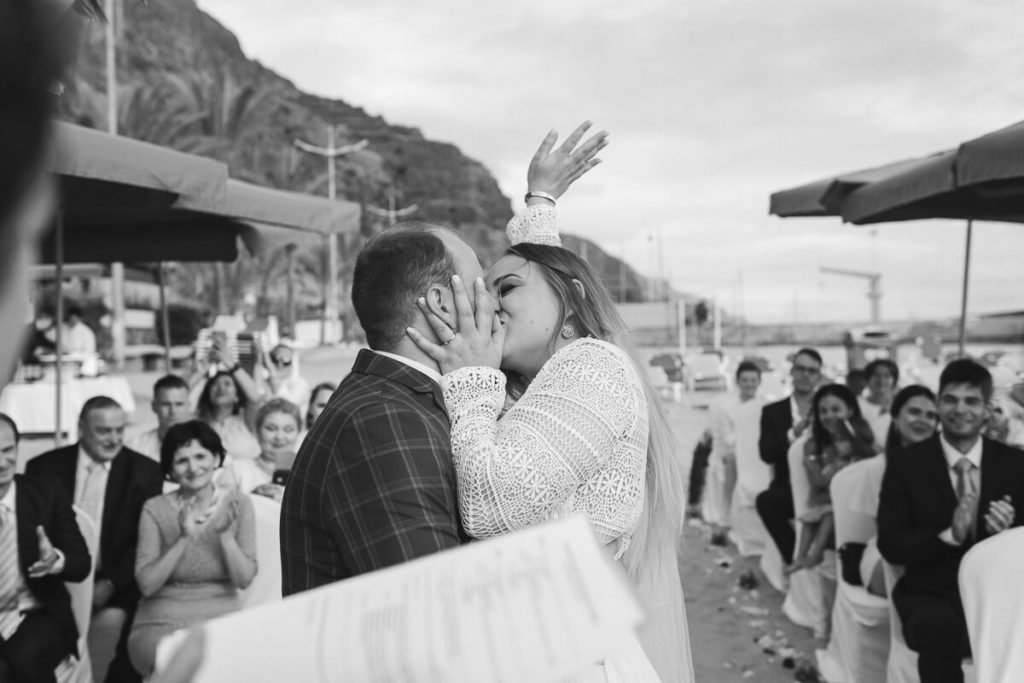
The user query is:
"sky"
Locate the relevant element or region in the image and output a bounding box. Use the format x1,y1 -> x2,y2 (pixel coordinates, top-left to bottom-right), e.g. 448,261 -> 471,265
199,0 -> 1024,323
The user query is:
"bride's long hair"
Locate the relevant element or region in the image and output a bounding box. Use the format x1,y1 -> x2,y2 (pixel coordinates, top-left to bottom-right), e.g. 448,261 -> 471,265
505,244 -> 685,586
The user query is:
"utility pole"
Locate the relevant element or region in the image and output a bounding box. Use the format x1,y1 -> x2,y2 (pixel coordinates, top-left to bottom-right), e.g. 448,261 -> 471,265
293,124 -> 369,344
367,189 -> 418,228
104,0 -> 127,370
819,265 -> 883,323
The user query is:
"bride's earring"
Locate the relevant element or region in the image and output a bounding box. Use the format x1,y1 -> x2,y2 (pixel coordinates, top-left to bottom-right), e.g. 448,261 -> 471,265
560,324 -> 575,340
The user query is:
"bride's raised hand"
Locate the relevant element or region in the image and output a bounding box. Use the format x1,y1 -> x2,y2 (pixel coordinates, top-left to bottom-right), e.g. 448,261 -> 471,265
527,121 -> 609,200
407,274 -> 505,374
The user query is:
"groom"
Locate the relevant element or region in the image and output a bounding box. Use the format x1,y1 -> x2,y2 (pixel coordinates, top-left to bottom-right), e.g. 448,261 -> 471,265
280,224 -> 483,593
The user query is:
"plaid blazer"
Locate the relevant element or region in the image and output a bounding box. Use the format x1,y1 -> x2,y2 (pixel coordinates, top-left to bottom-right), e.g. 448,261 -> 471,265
280,349 -> 469,595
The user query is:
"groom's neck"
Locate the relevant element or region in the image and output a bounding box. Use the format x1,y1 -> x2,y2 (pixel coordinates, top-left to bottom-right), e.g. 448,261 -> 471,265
382,338 -> 442,375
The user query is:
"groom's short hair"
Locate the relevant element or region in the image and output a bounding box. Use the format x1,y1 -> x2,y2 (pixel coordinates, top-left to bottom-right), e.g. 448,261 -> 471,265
352,222 -> 457,352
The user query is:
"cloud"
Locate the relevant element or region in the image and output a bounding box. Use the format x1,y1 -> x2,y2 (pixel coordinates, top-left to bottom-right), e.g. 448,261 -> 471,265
200,0 -> 1024,322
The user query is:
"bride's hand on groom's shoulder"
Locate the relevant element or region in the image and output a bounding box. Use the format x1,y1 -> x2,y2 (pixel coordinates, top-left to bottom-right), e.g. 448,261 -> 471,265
407,274 -> 504,374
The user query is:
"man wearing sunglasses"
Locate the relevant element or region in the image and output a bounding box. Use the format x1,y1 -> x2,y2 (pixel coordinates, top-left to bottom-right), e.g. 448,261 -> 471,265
264,343 -> 310,412
756,347 -> 824,564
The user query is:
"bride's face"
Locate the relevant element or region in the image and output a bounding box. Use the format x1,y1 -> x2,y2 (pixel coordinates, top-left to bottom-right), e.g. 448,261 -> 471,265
487,254 -> 563,379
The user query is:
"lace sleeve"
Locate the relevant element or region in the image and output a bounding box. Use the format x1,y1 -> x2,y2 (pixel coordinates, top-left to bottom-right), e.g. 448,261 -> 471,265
440,339 -> 646,546
506,203 -> 561,246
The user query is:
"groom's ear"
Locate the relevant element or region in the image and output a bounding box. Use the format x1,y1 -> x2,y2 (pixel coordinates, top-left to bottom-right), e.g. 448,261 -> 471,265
424,283 -> 456,326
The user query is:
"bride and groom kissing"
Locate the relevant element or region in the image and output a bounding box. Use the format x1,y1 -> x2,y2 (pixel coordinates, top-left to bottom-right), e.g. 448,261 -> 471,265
279,122 -> 694,682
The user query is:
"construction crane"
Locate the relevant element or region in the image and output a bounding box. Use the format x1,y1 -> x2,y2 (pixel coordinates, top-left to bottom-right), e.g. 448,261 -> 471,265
819,266 -> 882,323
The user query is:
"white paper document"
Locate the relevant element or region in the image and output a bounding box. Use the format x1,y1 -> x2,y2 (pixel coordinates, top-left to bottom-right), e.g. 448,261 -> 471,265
159,514 -> 644,682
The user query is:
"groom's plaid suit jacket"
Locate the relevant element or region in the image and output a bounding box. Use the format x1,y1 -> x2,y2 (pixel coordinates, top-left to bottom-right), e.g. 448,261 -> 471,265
280,349 -> 469,595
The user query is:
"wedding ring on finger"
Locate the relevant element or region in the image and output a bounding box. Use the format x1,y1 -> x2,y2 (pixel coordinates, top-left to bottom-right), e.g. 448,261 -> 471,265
441,332 -> 456,346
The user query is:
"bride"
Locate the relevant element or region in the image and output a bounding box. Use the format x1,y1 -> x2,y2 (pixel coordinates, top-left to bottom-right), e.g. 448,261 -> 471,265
407,122 -> 694,682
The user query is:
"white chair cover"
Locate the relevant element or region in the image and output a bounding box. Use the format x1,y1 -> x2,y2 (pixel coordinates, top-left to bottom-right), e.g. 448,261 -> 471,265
729,398 -> 772,557
959,528 -> 1024,683
702,396 -> 737,527
781,436 -> 829,634
56,507 -> 99,683
816,460 -> 889,683
239,494 -> 282,609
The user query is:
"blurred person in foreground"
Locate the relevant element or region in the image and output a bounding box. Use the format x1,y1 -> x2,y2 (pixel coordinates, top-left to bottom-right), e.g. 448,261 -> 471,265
407,123 -> 692,682
0,5 -> 101,681
128,374 -> 193,461
0,413 -> 91,683
128,421 -> 255,677
879,359 -> 1024,683
27,397 -> 163,682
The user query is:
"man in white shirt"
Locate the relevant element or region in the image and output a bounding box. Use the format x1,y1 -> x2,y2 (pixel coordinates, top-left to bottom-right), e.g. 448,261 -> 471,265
878,359 -> 1024,683
127,374 -> 193,461
61,304 -> 97,355
0,413 -> 91,683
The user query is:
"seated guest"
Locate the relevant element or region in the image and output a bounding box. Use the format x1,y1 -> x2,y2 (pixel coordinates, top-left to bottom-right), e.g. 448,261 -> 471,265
879,360 -> 1024,683
128,374 -> 193,461
196,370 -> 261,462
128,421 -> 256,677
858,359 -> 898,445
789,384 -> 876,573
846,385 -> 938,596
757,347 -> 823,564
985,389 -> 1024,450
263,344 -> 310,413
0,413 -> 91,683
27,396 -> 163,683
229,398 -> 301,502
61,304 -> 97,356
843,368 -> 868,398
297,382 -> 336,448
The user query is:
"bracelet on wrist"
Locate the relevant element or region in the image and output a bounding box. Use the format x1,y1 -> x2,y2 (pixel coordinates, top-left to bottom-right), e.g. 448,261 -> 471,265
524,191 -> 557,206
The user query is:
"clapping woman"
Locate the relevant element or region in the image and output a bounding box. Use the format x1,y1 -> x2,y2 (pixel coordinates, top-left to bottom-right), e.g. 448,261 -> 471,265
128,421 -> 257,676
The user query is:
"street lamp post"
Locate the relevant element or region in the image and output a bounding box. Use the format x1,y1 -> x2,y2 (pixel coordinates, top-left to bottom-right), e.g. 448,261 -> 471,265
293,124 -> 368,344
367,189 -> 418,229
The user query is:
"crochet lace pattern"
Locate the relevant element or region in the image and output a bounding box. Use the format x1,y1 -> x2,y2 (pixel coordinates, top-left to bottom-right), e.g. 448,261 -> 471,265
441,338 -> 648,558
506,203 -> 561,247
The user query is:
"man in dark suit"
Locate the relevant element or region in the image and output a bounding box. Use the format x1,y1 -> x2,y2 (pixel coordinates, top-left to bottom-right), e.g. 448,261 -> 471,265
27,396 -> 163,683
281,225 -> 484,593
879,359 -> 1024,683
0,413 -> 91,683
756,347 -> 822,563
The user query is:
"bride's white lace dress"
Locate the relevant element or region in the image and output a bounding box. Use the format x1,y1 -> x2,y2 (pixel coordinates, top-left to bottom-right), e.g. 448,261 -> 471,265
438,204 -> 694,682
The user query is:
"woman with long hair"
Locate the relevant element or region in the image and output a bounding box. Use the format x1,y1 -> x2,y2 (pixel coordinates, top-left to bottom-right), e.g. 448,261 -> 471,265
789,383 -> 876,573
851,385 -> 938,596
408,123 -> 691,682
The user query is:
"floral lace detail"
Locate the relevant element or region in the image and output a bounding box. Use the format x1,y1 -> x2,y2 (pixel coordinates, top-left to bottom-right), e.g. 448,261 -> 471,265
440,338 -> 648,559
507,203 -> 561,246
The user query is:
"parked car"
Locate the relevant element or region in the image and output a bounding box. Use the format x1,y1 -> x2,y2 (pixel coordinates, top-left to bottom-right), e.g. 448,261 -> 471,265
686,352 -> 729,392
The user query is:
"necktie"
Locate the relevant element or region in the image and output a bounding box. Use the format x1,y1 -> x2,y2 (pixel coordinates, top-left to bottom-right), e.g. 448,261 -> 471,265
79,461 -> 107,526
954,458 -> 978,540
0,504 -> 22,638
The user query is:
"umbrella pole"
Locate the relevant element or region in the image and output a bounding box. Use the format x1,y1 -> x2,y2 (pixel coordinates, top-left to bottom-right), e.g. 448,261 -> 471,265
54,212 -> 65,448
158,263 -> 172,373
957,220 -> 973,358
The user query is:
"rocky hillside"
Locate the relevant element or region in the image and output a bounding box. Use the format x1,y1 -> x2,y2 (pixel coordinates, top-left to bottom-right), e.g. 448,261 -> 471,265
57,0 -> 653,329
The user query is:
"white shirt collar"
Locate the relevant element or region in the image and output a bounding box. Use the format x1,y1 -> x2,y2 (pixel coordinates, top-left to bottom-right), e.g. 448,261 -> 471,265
77,445 -> 112,472
0,479 -> 14,512
789,395 -> 803,423
373,350 -> 443,385
940,433 -> 983,470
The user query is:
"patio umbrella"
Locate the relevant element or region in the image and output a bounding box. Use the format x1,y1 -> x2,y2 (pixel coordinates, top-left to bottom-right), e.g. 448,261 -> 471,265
772,118 -> 1024,357
768,155 -> 939,218
42,123 -> 361,442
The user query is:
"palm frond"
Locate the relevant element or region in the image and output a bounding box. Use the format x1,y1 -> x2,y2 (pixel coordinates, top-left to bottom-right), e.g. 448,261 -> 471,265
71,0 -> 107,21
